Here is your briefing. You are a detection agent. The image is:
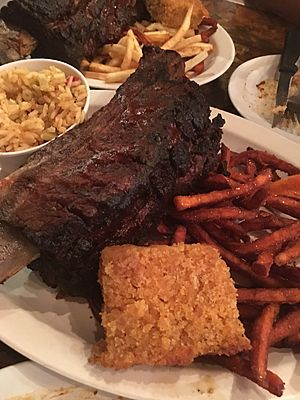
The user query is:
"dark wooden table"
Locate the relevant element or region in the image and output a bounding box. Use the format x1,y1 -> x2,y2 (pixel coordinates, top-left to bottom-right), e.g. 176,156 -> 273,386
0,0 -> 289,372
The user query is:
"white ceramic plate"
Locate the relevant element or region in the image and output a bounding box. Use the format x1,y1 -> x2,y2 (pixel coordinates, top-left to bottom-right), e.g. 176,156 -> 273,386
86,24 -> 235,90
0,361 -> 128,399
1,90 -> 300,400
228,54 -> 300,144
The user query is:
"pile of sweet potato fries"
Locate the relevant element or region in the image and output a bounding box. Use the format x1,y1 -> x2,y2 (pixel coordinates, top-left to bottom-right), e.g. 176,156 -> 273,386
157,144 -> 300,397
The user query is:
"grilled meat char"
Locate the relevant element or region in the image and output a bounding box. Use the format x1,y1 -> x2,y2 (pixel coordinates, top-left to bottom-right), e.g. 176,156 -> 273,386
0,47 -> 223,298
0,0 -> 147,67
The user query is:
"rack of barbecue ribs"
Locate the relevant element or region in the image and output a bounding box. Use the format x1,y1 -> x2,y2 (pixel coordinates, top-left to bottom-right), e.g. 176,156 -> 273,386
0,47 -> 224,301
0,0 -> 148,66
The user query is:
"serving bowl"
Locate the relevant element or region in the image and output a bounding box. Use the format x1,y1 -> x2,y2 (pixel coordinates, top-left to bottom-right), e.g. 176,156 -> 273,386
0,58 -> 90,178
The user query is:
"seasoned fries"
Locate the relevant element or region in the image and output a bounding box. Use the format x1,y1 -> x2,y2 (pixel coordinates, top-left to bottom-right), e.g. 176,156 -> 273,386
82,7 -> 216,84
153,144 -> 300,397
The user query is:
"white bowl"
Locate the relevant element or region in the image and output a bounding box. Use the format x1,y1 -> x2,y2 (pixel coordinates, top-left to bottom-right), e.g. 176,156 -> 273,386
0,58 -> 91,178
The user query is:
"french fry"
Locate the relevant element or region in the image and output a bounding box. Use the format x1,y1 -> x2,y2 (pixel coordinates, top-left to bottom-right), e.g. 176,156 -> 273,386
237,288 -> 300,304
161,5 -> 194,50
274,239 -> 300,266
202,355 -> 285,397
89,62 -> 120,73
266,195 -> 300,219
105,69 -> 136,83
185,50 -> 208,73
174,169 -> 272,210
175,35 -> 205,50
269,308 -> 300,346
229,221 -> 300,256
179,46 -> 208,58
128,29 -> 143,59
121,34 -> 135,70
134,21 -> 147,32
83,70 -> 107,80
118,36 -> 128,46
172,225 -> 187,244
271,264 -> 300,285
250,304 -> 279,382
107,57 -> 123,67
80,58 -> 90,71
144,31 -> 172,45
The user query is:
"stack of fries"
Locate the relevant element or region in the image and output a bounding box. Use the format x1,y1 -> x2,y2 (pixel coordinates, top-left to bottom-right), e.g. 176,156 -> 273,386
157,146 -> 300,397
81,6 -> 215,84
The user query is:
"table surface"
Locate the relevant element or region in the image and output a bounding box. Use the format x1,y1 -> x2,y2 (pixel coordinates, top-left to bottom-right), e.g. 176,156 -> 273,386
0,0 -> 289,373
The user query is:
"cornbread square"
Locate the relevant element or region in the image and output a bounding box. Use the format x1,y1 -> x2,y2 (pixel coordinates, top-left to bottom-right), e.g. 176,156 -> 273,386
91,243 -> 250,369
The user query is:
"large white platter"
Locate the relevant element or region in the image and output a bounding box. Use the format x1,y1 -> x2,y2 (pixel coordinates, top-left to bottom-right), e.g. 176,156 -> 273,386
86,24 -> 235,90
0,362 -> 125,400
0,92 -> 300,400
228,54 -> 300,144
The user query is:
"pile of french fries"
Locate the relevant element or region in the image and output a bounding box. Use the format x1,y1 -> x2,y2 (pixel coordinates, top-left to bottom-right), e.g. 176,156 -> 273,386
81,6 -> 215,84
157,146 -> 300,397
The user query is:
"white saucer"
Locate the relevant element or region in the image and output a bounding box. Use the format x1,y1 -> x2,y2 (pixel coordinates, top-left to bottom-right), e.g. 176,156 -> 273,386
228,54 -> 300,144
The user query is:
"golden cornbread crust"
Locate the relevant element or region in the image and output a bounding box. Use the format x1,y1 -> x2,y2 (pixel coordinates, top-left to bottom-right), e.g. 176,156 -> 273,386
91,243 -> 250,369
144,0 -> 210,29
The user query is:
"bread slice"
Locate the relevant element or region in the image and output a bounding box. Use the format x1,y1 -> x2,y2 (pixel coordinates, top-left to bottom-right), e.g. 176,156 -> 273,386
91,243 -> 250,369
144,0 -> 210,29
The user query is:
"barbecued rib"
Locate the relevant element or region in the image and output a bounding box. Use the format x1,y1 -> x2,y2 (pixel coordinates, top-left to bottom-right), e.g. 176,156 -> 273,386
0,0 -> 147,66
0,47 -> 223,298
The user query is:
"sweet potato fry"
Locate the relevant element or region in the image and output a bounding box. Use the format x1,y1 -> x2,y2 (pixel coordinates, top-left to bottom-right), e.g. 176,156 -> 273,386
251,304 -> 280,382
131,27 -> 151,45
252,251 -> 275,277
241,212 -> 294,232
274,238 -> 300,266
271,264 -> 300,284
188,224 -> 284,288
220,143 -> 232,168
174,169 -> 272,210
201,355 -> 284,397
233,150 -> 300,175
157,222 -> 172,235
246,159 -> 257,177
238,188 -> 268,210
229,221 -> 300,256
266,195 -> 300,219
202,174 -> 239,189
269,308 -> 300,346
175,207 -> 259,223
238,304 -> 262,320
285,332 -> 300,346
238,288 -> 300,304
217,220 -> 250,243
268,174 -> 300,196
172,225 -> 187,244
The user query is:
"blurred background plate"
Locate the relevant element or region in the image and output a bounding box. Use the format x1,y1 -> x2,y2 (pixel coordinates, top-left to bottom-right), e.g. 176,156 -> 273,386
228,54 -> 300,144
86,24 -> 235,90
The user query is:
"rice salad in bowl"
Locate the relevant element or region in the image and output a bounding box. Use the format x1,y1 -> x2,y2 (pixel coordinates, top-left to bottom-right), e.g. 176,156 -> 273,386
0,58 -> 90,177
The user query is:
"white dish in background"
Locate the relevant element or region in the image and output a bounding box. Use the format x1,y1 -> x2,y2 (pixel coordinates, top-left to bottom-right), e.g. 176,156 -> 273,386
228,54 -> 300,144
0,92 -> 300,400
0,362 -> 128,400
86,24 -> 235,90
0,58 -> 90,178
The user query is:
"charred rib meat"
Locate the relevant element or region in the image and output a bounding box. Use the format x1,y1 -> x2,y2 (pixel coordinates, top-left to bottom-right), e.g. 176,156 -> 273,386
0,47 -> 223,297
0,0 -> 147,66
